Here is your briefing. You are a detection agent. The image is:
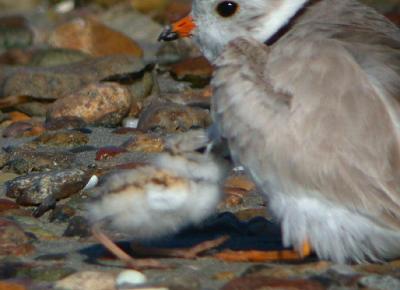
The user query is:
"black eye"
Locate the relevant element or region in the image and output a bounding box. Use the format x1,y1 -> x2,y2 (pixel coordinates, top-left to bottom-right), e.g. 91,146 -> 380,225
216,1 -> 239,18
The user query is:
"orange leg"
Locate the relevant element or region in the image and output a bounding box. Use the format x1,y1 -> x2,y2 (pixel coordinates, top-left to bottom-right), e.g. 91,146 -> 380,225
215,239 -> 313,262
299,239 -> 312,258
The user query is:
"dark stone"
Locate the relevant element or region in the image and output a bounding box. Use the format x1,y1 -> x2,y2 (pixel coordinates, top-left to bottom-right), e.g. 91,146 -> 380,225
63,216 -> 91,237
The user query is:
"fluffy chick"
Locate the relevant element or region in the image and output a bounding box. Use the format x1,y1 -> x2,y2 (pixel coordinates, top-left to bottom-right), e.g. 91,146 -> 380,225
87,152 -> 226,268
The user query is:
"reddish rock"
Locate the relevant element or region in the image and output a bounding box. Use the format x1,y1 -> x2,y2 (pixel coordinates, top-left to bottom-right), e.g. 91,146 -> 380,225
0,281 -> 27,290
0,198 -> 19,212
0,218 -> 34,256
49,17 -> 143,58
95,146 -> 127,161
2,121 -> 44,138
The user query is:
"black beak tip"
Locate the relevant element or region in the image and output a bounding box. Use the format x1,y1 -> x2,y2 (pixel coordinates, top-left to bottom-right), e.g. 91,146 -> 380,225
158,26 -> 179,42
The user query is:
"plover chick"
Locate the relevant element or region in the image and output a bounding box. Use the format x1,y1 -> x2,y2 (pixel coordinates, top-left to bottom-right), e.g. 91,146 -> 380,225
87,151 -> 227,269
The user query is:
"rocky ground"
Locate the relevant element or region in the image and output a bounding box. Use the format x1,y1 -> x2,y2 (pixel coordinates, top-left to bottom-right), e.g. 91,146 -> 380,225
0,0 -> 399,289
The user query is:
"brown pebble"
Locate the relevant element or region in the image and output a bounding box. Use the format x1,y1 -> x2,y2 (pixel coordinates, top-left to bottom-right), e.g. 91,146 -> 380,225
47,82 -> 131,127
49,17 -> 143,58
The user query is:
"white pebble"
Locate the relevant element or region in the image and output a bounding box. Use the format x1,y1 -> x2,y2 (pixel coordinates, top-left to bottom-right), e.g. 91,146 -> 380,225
116,270 -> 147,288
54,0 -> 75,13
83,175 -> 99,190
123,117 -> 139,128
233,165 -> 244,172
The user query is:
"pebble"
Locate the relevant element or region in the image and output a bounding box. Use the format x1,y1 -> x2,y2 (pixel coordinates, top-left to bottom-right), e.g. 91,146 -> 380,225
31,130 -> 89,147
2,120 -> 44,138
55,270 -> 117,290
48,205 -> 76,223
0,0 -> 42,13
3,148 -> 75,174
0,198 -> 19,213
115,270 -> 147,288
16,101 -> 52,117
0,16 -> 33,53
28,48 -> 90,67
0,281 -> 27,290
0,217 -> 34,256
16,265 -> 75,282
100,2 -> 163,59
49,17 -> 143,58
1,55 -> 146,100
5,168 -> 92,215
63,216 -> 91,237
44,116 -> 88,131
121,133 -> 165,153
358,275 -> 400,290
170,56 -> 213,88
138,102 -> 211,133
95,146 -> 127,161
222,277 -> 326,290
122,117 -> 139,128
83,175 -> 99,191
47,82 -> 131,127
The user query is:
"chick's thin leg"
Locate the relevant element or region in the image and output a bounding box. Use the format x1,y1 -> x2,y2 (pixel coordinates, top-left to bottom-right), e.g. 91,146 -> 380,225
131,235 -> 229,259
91,225 -> 168,269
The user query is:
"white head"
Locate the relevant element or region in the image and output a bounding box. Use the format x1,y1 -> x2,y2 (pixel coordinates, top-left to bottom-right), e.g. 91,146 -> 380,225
160,0 -> 309,61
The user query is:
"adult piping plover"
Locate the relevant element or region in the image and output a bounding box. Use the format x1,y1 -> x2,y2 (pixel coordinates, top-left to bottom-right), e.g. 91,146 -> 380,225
159,0 -> 400,263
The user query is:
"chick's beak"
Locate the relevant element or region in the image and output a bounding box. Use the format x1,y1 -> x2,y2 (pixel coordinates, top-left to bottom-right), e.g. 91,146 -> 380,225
158,15 -> 196,41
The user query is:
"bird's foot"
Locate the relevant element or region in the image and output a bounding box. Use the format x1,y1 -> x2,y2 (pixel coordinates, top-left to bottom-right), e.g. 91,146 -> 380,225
131,235 -> 229,259
298,239 -> 312,258
215,240 -> 313,262
91,225 -> 170,269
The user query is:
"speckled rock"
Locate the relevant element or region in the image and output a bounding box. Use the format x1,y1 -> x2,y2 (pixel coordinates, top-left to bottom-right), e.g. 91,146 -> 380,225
47,82 -> 131,127
5,168 -> 93,216
63,216 -> 91,237
31,130 -> 89,147
138,102 -> 211,133
121,132 -> 165,153
16,265 -> 75,282
1,55 -> 145,100
2,147 -> 75,174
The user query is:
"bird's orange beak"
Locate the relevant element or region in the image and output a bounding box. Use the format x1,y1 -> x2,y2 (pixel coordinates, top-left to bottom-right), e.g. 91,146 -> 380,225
158,15 -> 196,41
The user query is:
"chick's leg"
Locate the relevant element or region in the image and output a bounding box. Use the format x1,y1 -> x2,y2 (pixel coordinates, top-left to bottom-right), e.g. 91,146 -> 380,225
131,235 -> 229,259
91,225 -> 168,269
